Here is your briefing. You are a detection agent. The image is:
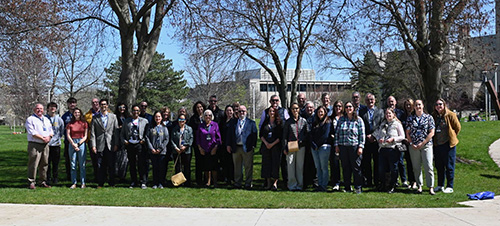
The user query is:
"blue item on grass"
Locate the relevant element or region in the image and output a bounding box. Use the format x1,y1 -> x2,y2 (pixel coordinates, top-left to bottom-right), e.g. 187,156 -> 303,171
467,191 -> 495,200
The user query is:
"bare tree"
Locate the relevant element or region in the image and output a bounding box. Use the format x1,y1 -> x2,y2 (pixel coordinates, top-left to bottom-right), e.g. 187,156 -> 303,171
1,46 -> 51,120
53,24 -> 107,99
178,0 -> 342,108
185,49 -> 242,103
322,0 -> 491,110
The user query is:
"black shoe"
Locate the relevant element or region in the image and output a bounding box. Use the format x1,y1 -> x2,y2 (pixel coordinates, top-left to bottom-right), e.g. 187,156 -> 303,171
355,188 -> 362,194
129,182 -> 136,188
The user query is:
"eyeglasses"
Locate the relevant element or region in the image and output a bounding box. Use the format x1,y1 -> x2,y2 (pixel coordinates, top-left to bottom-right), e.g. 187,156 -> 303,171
352,96 -> 359,99
345,105 -> 353,108
100,103 -> 107,106
271,99 -> 279,102
140,105 -> 148,108
132,110 -> 140,112
204,114 -> 212,117
435,103 -> 443,106
118,106 -> 125,109
209,100 -> 217,103
178,119 -> 186,122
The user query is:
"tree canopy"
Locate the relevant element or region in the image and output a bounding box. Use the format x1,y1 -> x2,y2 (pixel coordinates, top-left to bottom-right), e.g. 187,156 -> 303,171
101,52 -> 188,112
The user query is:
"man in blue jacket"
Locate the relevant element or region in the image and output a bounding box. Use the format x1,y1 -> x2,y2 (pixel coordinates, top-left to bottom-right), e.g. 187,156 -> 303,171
226,105 -> 257,189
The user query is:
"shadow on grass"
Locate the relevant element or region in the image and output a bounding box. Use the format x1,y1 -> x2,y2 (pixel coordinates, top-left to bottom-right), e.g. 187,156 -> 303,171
480,174 -> 500,179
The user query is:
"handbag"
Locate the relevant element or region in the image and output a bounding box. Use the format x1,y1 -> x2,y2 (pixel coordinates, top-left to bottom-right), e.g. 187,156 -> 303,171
171,154 -> 186,186
395,144 -> 407,152
288,140 -> 299,152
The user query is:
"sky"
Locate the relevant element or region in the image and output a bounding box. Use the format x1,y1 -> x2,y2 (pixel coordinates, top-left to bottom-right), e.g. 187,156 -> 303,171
152,28 -> 352,85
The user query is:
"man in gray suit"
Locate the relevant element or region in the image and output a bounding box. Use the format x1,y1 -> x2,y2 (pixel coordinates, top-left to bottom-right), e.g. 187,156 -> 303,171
90,99 -> 119,188
121,104 -> 150,189
359,93 -> 384,188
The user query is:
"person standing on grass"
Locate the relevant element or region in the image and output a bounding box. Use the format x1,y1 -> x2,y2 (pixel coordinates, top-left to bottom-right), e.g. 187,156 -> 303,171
402,98 -> 417,189
189,101 -> 206,187
386,96 -> 408,188
62,97 -> 77,181
260,95 -> 289,186
66,108 -> 88,189
373,108 -> 405,193
359,93 -> 384,188
147,111 -> 170,189
406,100 -> 436,195
121,104 -> 150,189
90,99 -> 119,188
283,103 -> 310,191
26,103 -> 54,189
45,102 -> 64,185
260,106 -> 283,191
227,105 -> 258,189
335,101 -> 365,194
310,106 -> 334,192
218,105 -> 235,185
432,98 -> 461,194
114,103 -> 130,183
171,113 -> 194,187
85,98 -> 101,182
196,109 -> 222,187
330,100 -> 343,191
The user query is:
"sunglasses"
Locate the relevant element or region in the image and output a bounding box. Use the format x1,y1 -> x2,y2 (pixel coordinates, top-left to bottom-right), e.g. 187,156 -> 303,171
345,105 -> 353,108
271,99 -> 279,102
178,119 -> 186,122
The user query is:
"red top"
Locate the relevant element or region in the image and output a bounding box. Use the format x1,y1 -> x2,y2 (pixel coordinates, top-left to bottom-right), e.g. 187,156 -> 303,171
66,121 -> 88,139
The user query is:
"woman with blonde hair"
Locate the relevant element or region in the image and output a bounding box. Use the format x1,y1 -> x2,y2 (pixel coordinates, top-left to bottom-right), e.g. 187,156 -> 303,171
373,108 -> 405,193
405,100 -> 436,195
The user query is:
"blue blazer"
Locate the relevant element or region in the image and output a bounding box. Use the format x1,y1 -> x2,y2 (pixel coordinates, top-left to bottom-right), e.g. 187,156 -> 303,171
226,118 -> 257,153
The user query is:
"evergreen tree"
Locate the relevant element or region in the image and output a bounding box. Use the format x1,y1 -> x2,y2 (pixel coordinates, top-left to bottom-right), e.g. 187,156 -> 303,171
101,52 -> 188,112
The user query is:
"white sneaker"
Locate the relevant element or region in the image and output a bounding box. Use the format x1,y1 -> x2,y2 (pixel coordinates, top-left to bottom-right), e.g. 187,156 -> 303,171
443,187 -> 454,193
141,184 -> 147,189
435,186 -> 443,192
332,185 -> 340,191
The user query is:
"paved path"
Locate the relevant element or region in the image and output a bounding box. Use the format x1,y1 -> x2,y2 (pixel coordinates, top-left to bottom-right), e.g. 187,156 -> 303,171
1,199 -> 499,226
1,140 -> 500,226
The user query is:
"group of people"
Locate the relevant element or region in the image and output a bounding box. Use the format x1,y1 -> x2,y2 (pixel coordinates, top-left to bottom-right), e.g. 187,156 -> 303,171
24,92 -> 461,195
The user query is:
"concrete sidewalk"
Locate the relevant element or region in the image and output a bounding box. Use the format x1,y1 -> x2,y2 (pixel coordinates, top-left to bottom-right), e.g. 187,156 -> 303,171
2,137 -> 500,226
1,198 -> 499,226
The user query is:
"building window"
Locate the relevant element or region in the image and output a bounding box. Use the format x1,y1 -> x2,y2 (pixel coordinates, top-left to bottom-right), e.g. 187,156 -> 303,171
260,84 -> 267,91
269,84 -> 276,91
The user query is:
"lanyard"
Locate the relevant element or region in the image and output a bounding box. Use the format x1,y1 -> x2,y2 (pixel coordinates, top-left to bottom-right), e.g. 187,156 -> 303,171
33,114 -> 44,123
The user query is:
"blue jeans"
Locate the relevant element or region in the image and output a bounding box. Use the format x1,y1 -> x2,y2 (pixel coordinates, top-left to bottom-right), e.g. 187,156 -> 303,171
434,142 -> 456,188
312,145 -> 331,190
68,138 -> 86,185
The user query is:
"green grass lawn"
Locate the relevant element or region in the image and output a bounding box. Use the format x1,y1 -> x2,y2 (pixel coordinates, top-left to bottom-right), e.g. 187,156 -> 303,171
1,121 -> 500,208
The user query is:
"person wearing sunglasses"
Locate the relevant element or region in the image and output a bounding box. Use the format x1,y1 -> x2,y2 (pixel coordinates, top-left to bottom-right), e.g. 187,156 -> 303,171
207,95 -> 224,124
335,101 -> 365,194
170,114 -> 194,186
